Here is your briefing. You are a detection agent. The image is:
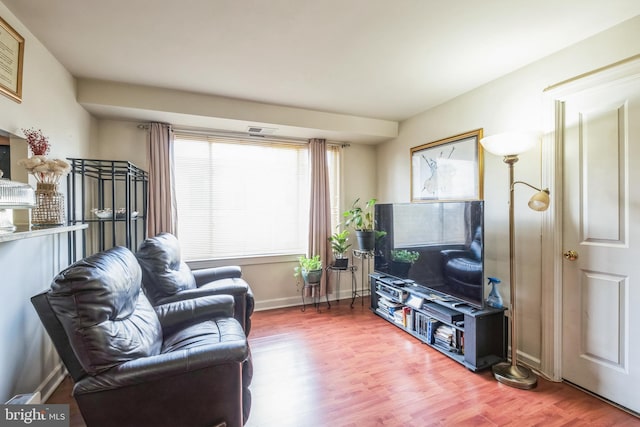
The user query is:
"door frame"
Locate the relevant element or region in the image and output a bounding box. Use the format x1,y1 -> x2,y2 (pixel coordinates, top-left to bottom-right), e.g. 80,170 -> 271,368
541,54 -> 640,381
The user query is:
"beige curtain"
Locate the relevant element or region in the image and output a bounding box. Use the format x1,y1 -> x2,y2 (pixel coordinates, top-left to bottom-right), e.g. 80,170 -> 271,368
308,138 -> 333,296
147,122 -> 177,237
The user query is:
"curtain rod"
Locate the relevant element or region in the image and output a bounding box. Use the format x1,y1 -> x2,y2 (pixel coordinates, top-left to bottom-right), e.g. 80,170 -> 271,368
137,123 -> 350,148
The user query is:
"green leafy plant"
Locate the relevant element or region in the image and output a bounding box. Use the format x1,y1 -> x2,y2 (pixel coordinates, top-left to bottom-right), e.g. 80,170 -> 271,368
391,249 -> 420,264
293,254 -> 323,277
343,198 -> 377,231
328,229 -> 351,258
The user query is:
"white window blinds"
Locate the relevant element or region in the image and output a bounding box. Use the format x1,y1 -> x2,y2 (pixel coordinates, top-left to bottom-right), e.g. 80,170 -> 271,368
173,133 -> 340,261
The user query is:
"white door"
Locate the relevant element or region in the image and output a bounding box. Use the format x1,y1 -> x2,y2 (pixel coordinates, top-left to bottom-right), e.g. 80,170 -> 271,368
561,69 -> 640,413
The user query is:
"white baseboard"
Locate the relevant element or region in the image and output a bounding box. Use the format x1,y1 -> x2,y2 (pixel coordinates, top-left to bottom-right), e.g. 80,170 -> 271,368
254,289 -> 362,311
35,362 -> 67,403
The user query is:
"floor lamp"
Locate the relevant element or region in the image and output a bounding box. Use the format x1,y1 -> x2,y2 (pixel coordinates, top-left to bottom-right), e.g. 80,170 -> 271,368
480,132 -> 550,390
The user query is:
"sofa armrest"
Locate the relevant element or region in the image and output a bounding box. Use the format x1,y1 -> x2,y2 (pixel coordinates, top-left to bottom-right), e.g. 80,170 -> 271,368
154,295 -> 235,333
192,266 -> 242,286
440,249 -> 474,261
73,338 -> 248,394
154,281 -> 248,305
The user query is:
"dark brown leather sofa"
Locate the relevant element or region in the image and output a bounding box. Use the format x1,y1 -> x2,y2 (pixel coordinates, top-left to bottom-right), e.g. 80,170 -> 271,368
32,246 -> 251,427
136,232 -> 255,337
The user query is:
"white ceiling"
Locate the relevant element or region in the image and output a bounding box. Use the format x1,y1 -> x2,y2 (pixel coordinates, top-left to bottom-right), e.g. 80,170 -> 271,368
4,0 -> 640,140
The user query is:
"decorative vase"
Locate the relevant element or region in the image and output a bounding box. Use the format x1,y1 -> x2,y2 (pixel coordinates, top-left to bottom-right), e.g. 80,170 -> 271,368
486,277 -> 503,309
32,182 -> 65,226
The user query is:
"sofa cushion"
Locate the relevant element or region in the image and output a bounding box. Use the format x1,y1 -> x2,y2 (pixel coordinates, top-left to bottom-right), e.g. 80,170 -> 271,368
48,246 -> 162,375
161,318 -> 246,354
136,232 -> 197,304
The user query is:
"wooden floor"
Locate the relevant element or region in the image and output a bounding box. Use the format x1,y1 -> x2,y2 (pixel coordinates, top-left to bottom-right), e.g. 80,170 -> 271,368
48,296 -> 640,426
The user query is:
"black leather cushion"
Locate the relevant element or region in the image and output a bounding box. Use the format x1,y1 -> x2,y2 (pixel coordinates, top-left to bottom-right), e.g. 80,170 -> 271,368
161,318 -> 246,354
136,232 -> 196,304
48,246 -> 162,375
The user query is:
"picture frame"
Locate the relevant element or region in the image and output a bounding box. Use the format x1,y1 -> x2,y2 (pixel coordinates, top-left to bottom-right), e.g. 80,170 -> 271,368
0,16 -> 24,103
410,129 -> 483,201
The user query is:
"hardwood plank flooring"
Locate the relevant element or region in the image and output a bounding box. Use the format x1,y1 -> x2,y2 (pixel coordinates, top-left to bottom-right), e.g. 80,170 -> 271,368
48,297 -> 639,426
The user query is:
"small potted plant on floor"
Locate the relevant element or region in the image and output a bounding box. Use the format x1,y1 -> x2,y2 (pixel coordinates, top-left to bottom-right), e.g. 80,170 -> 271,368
390,249 -> 420,277
343,198 -> 377,251
294,254 -> 323,284
328,228 -> 351,269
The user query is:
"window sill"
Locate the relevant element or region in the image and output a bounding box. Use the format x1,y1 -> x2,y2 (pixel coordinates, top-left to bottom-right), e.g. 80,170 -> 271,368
186,253 -> 301,269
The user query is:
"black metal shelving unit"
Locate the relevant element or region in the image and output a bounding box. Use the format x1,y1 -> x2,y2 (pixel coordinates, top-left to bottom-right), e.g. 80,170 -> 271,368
67,158 -> 148,259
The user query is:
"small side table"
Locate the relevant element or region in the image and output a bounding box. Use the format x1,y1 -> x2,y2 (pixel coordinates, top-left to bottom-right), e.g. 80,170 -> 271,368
300,280 -> 331,312
352,250 -> 374,307
327,264 -> 357,304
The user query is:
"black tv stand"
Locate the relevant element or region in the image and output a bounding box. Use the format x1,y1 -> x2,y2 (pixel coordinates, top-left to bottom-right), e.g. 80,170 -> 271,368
370,274 -> 505,372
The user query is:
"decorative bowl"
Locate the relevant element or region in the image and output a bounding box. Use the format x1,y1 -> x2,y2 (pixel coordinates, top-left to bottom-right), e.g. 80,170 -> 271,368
93,209 -> 113,219
92,208 -> 139,219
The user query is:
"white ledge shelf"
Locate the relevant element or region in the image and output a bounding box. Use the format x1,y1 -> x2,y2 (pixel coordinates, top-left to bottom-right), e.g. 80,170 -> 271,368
0,224 -> 87,243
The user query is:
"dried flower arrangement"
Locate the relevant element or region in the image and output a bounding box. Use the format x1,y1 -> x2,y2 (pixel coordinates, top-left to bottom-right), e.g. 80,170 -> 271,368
22,128 -> 50,156
18,129 -> 70,184
18,156 -> 71,184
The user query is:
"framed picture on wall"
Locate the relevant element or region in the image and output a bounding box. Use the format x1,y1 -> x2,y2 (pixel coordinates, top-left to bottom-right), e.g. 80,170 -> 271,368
0,16 -> 25,103
410,129 -> 483,201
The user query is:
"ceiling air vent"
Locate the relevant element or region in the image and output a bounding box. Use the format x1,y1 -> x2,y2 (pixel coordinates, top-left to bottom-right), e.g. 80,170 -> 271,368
247,126 -> 277,136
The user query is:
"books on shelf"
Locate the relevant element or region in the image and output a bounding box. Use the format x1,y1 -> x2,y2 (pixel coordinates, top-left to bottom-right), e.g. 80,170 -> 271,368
376,294 -> 463,353
377,296 -> 413,329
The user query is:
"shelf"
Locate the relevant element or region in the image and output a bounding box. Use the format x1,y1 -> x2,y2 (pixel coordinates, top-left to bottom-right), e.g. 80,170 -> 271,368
0,224 -> 87,243
370,274 -> 505,372
66,158 -> 148,257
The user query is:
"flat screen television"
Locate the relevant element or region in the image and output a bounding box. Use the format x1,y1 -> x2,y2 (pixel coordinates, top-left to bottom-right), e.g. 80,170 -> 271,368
374,201 -> 484,308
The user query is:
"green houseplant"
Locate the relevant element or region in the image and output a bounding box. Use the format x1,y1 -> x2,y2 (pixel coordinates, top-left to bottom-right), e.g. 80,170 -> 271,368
390,249 -> 420,276
343,198 -> 377,251
391,249 -> 420,264
294,254 -> 323,284
328,228 -> 351,269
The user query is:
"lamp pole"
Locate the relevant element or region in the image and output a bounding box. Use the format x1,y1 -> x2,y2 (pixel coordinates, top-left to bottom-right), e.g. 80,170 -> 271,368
491,154 -> 538,389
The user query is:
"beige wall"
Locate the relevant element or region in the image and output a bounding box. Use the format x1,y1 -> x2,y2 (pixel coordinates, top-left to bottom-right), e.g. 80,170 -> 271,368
376,16 -> 640,372
0,1 -> 94,403
95,118 -> 378,309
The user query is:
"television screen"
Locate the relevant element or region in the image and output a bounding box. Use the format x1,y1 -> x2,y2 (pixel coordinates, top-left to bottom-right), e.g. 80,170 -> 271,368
374,201 -> 484,308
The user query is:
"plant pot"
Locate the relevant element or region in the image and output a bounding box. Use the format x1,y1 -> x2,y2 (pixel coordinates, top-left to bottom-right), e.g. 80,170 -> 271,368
356,230 -> 376,251
302,268 -> 323,284
390,260 -> 412,277
332,258 -> 349,270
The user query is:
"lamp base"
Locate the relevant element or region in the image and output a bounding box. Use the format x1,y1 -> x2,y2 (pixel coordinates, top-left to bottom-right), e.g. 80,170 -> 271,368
492,362 -> 538,390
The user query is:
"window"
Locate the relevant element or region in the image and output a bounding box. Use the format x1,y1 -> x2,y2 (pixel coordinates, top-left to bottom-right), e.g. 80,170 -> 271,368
173,134 -> 340,260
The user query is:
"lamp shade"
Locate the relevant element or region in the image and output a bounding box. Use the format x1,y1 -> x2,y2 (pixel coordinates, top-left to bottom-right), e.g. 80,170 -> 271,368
480,132 -> 540,156
528,189 -> 550,211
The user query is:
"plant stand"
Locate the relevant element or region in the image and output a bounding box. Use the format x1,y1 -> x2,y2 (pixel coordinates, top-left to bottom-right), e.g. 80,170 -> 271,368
301,280 -> 331,313
352,249 -> 374,307
327,264 -> 357,303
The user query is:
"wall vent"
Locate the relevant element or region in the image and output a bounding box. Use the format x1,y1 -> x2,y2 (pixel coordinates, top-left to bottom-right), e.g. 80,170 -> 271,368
247,126 -> 277,135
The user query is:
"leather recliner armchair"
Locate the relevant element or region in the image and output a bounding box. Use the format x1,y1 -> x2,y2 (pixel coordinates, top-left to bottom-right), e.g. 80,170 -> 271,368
136,232 -> 255,336
440,227 -> 483,298
32,246 -> 250,427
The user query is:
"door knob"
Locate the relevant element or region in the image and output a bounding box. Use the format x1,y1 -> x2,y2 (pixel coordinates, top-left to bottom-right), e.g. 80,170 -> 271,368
563,250 -> 578,261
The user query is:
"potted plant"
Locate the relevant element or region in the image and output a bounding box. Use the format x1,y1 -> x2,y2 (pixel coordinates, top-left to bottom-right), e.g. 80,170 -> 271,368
343,198 -> 377,251
390,249 -> 420,277
328,228 -> 351,269
294,254 -> 323,284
